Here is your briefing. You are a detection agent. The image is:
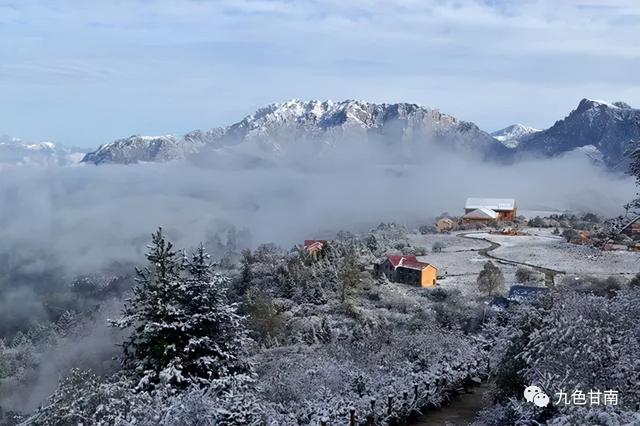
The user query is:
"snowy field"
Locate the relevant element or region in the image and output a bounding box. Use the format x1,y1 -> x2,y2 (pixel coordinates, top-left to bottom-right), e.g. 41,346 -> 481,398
407,232 -> 519,296
465,228 -> 640,277
404,227 -> 639,296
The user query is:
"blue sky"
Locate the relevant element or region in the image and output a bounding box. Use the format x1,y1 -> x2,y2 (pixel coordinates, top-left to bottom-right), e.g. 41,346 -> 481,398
1,0 -> 639,147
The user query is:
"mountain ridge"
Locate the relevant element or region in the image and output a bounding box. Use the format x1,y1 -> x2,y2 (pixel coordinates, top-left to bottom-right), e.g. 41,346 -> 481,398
80,99 -> 505,165
3,98 -> 638,170
0,135 -> 86,166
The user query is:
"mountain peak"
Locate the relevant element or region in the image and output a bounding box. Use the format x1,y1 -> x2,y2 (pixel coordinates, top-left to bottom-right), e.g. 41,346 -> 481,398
575,98 -> 625,113
517,98 -> 640,169
491,123 -> 541,148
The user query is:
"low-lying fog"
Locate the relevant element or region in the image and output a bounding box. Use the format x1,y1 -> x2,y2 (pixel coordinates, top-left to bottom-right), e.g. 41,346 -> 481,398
1,149 -> 634,275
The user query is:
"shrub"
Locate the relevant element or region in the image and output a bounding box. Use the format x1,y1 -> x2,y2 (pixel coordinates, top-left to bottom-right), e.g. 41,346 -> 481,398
562,228 -> 580,242
422,287 -> 452,302
515,267 -> 542,283
244,289 -> 286,345
527,216 -> 546,227
432,241 -> 446,253
560,275 -> 622,297
419,225 -> 434,235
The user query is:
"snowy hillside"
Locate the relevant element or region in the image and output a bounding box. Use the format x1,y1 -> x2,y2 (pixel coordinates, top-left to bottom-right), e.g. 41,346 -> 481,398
82,100 -> 504,165
81,135 -> 205,165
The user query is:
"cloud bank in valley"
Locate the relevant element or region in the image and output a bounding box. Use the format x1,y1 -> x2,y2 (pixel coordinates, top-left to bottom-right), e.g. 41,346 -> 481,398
0,148 -> 635,412
0,151 -> 634,276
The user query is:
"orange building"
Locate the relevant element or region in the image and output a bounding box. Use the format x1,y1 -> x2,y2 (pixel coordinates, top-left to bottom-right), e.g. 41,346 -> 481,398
375,255 -> 438,287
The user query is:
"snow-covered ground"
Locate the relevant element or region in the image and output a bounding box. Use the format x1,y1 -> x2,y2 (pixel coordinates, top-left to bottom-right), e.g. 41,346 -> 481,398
405,227 -> 639,296
465,228 -> 640,277
407,232 -> 518,296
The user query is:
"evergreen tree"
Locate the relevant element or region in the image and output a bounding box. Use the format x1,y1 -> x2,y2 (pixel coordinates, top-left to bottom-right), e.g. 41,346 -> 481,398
338,249 -> 361,304
365,234 -> 378,253
111,228 -> 253,389
235,249 -> 253,297
54,310 -> 78,337
178,244 -> 254,386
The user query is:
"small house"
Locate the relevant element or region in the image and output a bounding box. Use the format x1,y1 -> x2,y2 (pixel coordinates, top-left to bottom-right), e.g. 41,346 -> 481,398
303,240 -> 327,256
375,255 -> 438,287
465,198 -> 517,221
436,217 -> 455,233
463,207 -> 498,224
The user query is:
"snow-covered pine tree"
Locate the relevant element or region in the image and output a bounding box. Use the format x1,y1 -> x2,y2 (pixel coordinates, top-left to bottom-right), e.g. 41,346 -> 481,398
110,227 -> 184,389
177,244 -> 254,387
111,228 -> 253,390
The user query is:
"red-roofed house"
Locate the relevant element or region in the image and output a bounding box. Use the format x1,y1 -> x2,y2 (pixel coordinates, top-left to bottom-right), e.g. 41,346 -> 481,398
303,240 -> 327,256
375,255 -> 438,287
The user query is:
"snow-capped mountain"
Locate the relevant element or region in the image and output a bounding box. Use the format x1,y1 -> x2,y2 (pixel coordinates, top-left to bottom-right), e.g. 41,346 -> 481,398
82,100 -> 504,165
81,135 -> 205,165
516,99 -> 640,169
0,135 -> 86,166
78,98 -> 640,170
491,124 -> 541,148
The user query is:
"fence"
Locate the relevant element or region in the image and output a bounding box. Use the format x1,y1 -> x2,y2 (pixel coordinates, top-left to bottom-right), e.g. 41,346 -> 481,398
318,359 -> 490,425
